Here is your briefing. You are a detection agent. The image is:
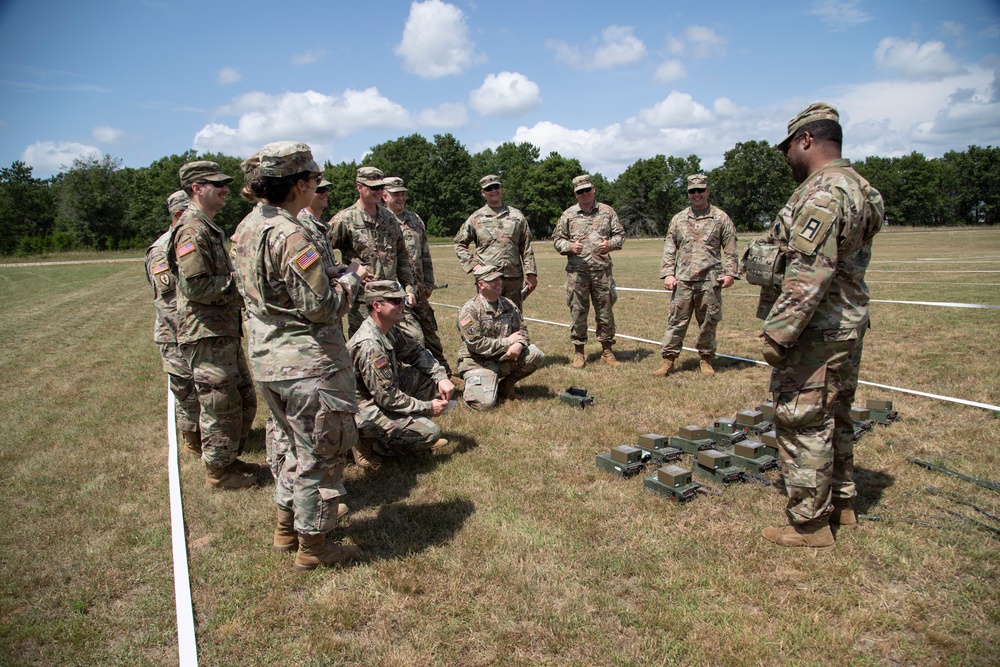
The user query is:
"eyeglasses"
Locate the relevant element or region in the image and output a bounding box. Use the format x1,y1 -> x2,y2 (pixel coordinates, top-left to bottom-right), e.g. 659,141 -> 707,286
381,296 -> 404,305
575,187 -> 593,194
688,188 -> 707,194
315,187 -> 330,195
367,184 -> 385,192
197,180 -> 228,188
482,184 -> 501,192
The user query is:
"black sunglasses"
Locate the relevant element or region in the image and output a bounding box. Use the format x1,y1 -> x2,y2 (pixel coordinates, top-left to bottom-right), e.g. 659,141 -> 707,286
197,180 -> 228,188
381,296 -> 404,305
315,187 -> 330,194
576,187 -> 593,194
367,184 -> 385,191
688,188 -> 707,194
482,184 -> 501,192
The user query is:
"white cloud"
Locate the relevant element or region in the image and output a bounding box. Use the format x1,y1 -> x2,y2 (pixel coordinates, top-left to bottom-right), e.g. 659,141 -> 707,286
653,60 -> 686,84
418,102 -> 468,127
636,91 -> 713,127
395,0 -> 481,78
808,0 -> 872,31
469,72 -> 542,118
194,88 -> 414,158
941,21 -> 965,37
874,37 -> 965,81
22,141 -> 99,174
292,49 -> 329,66
92,125 -> 123,143
666,26 -> 726,60
547,25 -> 646,71
217,67 -> 241,85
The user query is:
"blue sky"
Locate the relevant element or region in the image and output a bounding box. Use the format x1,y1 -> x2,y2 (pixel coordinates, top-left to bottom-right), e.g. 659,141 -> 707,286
1,0 -> 998,179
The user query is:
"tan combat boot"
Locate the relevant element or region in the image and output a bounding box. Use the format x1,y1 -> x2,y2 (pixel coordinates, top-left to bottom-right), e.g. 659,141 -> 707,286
700,355 -> 715,375
273,508 -> 298,552
762,521 -> 835,552
352,437 -> 383,470
571,344 -> 586,368
230,458 -> 263,475
205,462 -> 259,490
430,438 -> 450,453
180,430 -> 201,456
652,358 -> 674,377
293,533 -> 361,571
830,498 -> 857,526
449,374 -> 466,393
600,343 -> 620,367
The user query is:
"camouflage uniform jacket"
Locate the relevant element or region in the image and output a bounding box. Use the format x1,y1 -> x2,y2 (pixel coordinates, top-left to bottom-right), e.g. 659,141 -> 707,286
328,200 -> 416,297
659,204 -> 739,282
454,204 -> 537,278
349,317 -> 446,422
552,202 -> 625,272
763,158 -> 884,347
230,204 -> 361,382
456,293 -> 530,367
145,229 -> 179,344
297,209 -> 338,270
394,209 -> 435,292
168,204 -> 242,343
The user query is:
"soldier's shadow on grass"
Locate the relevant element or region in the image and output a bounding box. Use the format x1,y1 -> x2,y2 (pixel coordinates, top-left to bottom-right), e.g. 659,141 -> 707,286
515,383 -> 556,400
614,347 -> 655,364
854,466 -> 895,515
240,425 -> 266,455
346,497 -> 476,563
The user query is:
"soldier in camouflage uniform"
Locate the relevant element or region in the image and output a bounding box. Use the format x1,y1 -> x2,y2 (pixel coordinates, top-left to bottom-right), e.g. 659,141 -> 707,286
654,174 -> 739,377
456,265 -> 545,410
145,190 -> 201,455
231,141 -> 368,570
759,103 -> 884,551
168,161 -> 260,490
381,176 -> 452,376
455,175 -> 538,312
348,281 -> 454,467
552,174 -> 625,368
328,166 -> 417,337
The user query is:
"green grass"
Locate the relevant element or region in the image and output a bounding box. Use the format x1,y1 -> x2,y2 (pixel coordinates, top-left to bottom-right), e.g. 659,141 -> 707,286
1,228 -> 998,666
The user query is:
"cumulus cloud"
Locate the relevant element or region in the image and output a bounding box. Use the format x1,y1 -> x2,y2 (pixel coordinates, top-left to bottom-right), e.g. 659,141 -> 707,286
941,21 -> 964,37
418,102 -> 468,127
22,141 -> 99,174
635,91 -> 713,127
292,49 -> 329,66
193,88 -> 414,158
808,0 -> 872,31
92,125 -> 123,143
395,0 -> 481,78
547,25 -> 646,71
874,37 -> 965,81
653,60 -> 686,84
217,67 -> 241,85
666,26 -> 726,60
469,72 -> 542,118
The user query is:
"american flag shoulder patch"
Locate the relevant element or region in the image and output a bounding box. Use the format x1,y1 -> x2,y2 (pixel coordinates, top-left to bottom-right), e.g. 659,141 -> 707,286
374,355 -> 389,369
460,315 -> 473,328
177,241 -> 196,257
294,246 -> 319,270
151,262 -> 169,274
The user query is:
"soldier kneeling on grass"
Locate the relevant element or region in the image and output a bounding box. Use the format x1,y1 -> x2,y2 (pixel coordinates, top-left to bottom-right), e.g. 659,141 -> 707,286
348,281 -> 454,469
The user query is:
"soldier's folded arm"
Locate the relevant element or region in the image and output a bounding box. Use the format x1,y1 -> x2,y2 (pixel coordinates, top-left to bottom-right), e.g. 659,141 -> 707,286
359,348 -> 429,416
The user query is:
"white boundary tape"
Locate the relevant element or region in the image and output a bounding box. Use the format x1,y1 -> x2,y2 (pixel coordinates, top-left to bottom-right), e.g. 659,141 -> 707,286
430,301 -> 1000,413
167,386 -> 199,666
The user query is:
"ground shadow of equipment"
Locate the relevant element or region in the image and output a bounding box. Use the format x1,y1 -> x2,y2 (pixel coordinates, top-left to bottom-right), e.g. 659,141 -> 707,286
513,383 -> 556,400
614,347 -> 655,363
345,497 -> 476,563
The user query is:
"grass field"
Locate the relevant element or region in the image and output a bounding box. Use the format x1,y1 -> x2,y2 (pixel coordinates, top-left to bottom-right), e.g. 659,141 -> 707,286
1,228 -> 998,666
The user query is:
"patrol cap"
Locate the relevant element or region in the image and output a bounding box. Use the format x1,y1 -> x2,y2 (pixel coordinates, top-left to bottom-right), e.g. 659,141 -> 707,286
687,174 -> 708,191
258,141 -> 320,178
479,174 -> 501,189
316,178 -> 332,189
356,166 -> 386,187
385,176 -> 407,193
572,174 -> 593,193
777,102 -> 840,151
240,152 -> 260,179
167,190 -> 190,213
473,264 -> 503,282
364,280 -> 407,302
179,161 -> 233,187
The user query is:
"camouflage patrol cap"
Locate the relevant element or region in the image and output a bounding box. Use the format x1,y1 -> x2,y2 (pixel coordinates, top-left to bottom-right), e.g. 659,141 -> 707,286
572,174 -> 593,193
316,178 -> 332,189
479,174 -> 501,189
687,174 -> 709,191
364,280 -> 407,302
356,166 -> 386,187
179,161 -> 233,187
777,102 -> 840,151
258,141 -> 320,177
241,152 -> 261,179
385,176 -> 407,193
473,264 -> 503,282
167,190 -> 190,213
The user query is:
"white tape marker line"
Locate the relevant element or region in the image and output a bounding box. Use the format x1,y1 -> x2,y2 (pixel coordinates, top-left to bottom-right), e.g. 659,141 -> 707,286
167,386 -> 199,666
429,301 -> 1000,413
611,287 -> 1000,310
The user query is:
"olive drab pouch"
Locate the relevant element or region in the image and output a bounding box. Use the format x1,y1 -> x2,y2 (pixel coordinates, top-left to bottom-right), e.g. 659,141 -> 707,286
741,238 -> 785,287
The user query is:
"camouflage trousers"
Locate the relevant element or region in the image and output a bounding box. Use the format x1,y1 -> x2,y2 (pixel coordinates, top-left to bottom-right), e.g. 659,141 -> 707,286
397,297 -> 451,375
660,279 -> 722,359
770,331 -> 865,525
565,269 -> 617,345
358,366 -> 443,456
460,343 -> 545,411
180,337 -> 257,470
158,342 -> 200,433
259,369 -> 358,536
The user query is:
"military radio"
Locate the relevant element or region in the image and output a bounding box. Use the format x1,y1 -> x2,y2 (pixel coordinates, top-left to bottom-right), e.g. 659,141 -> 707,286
735,409 -> 773,437
595,445 -> 647,478
644,464 -> 700,502
730,439 -> 779,474
757,431 -> 781,458
706,417 -> 747,448
850,406 -> 876,440
670,425 -> 716,455
866,398 -> 899,425
560,386 -> 595,409
635,433 -> 683,465
692,449 -> 745,488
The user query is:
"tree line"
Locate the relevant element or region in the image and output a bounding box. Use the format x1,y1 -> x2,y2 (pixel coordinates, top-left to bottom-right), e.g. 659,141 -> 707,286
1,135 -> 997,256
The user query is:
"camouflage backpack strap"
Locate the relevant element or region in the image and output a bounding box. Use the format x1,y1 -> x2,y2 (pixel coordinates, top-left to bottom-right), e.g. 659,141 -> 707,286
824,165 -> 885,243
